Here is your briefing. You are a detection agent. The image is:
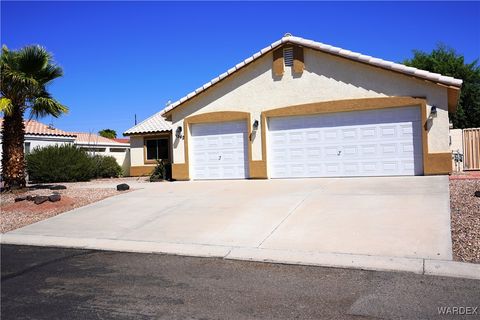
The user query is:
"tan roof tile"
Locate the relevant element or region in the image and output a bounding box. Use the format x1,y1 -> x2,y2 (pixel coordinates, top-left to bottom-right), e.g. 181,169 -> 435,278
0,118 -> 76,137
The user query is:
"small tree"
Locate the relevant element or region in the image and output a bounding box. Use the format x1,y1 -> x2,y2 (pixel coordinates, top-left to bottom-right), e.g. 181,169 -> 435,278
98,129 -> 117,139
403,44 -> 480,129
1,45 -> 67,189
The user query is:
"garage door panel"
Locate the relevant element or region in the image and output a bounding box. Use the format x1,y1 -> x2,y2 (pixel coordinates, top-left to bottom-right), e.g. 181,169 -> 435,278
191,121 -> 249,180
342,146 -> 358,157
306,147 -> 322,159
268,107 -> 423,178
360,144 -> 377,157
360,127 -> 377,139
325,163 -> 341,174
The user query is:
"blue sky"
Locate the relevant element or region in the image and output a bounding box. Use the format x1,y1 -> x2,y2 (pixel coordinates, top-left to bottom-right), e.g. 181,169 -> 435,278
2,1 -> 479,137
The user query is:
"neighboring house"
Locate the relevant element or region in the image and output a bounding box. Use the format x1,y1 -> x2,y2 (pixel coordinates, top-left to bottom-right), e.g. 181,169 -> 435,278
126,35 -> 463,180
123,113 -> 172,176
0,118 -> 76,168
0,118 -> 132,176
72,132 -> 131,175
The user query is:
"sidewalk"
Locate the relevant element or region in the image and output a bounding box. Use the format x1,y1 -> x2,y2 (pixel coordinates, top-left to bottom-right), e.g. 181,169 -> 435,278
2,233 -> 479,280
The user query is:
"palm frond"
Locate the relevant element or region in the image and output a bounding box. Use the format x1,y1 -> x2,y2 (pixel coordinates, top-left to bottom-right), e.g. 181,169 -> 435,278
16,45 -> 50,76
0,97 -> 14,115
36,63 -> 63,84
29,97 -> 68,118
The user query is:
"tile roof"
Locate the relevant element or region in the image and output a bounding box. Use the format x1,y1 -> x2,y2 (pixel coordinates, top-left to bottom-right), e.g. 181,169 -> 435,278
0,118 -> 76,137
161,35 -> 463,117
112,138 -> 130,143
123,112 -> 172,136
72,132 -> 130,146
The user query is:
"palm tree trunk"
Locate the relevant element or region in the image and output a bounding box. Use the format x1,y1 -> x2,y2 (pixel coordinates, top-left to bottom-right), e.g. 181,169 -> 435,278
1,105 -> 26,189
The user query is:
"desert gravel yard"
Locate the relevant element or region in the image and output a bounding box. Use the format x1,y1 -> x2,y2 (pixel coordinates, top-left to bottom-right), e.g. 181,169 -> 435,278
450,178 -> 480,263
0,177 -> 145,233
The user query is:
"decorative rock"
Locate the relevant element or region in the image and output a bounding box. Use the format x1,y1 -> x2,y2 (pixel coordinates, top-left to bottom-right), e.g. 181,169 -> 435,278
475,191 -> 480,197
48,194 -> 61,202
50,185 -> 67,190
33,196 -> 49,205
14,196 -> 27,202
26,195 -> 35,201
117,183 -> 130,191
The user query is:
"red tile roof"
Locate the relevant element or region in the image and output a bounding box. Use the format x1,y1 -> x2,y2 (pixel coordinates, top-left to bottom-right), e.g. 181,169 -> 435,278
112,138 -> 130,143
72,132 -> 129,145
0,118 -> 76,137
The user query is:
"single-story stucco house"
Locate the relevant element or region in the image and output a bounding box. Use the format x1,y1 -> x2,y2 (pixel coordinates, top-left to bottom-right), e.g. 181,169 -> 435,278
125,35 -> 462,180
73,132 -> 131,175
123,113 -> 172,176
0,119 -> 131,174
0,118 -> 77,168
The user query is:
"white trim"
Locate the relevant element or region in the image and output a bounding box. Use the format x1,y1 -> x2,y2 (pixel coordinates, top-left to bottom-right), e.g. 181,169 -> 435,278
159,35 -> 462,117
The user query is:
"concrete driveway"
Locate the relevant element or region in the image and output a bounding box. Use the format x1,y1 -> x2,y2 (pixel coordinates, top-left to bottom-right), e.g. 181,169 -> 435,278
3,176 -> 452,260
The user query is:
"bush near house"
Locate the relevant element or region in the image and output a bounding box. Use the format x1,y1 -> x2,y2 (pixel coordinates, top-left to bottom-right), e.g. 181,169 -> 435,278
26,145 -> 94,182
150,159 -> 171,181
91,155 -> 123,178
26,145 -> 123,183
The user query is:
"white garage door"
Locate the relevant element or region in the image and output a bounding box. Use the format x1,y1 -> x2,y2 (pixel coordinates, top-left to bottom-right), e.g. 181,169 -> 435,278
190,121 -> 249,180
268,107 -> 423,178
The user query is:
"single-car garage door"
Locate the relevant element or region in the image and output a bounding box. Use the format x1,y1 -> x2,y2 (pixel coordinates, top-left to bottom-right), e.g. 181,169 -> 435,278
268,107 -> 423,178
191,121 -> 249,180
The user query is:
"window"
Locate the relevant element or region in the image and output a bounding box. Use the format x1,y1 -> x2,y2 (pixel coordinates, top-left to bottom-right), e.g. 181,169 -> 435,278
283,47 -> 294,67
24,142 -> 31,154
80,147 -> 106,153
146,138 -> 169,160
110,148 -> 127,153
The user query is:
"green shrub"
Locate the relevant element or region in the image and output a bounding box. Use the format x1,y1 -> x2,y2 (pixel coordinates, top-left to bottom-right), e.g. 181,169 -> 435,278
26,144 -> 94,182
150,159 -> 171,181
91,155 -> 123,178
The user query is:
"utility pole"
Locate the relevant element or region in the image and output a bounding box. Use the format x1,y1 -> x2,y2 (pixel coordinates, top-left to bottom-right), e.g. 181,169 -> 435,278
134,114 -> 137,125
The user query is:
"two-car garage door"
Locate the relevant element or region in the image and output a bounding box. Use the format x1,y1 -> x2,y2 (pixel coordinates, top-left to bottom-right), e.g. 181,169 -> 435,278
189,106 -> 423,180
268,107 -> 423,178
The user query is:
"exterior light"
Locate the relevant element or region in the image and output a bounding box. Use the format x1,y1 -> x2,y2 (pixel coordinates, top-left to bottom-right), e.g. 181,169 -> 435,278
253,120 -> 259,131
430,106 -> 437,118
175,126 -> 183,139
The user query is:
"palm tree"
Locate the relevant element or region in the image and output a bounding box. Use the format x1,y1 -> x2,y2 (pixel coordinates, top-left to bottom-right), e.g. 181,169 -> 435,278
1,45 -> 68,189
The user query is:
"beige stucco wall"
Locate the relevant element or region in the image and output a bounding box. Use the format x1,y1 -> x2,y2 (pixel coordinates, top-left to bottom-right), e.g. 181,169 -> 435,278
170,47 -> 451,165
129,136 -> 145,167
449,128 -> 464,171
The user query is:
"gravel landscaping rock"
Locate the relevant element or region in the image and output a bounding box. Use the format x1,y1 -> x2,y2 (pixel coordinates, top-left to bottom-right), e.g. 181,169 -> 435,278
450,179 -> 480,263
48,194 -> 61,202
117,183 -> 129,191
34,196 -> 49,205
1,178 -> 136,233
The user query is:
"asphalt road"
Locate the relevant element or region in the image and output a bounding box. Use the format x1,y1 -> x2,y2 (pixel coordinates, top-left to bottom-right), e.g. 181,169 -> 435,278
1,245 -> 479,320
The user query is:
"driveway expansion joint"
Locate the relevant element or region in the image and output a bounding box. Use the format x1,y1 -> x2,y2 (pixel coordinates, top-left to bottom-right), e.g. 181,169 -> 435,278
256,189 -> 316,248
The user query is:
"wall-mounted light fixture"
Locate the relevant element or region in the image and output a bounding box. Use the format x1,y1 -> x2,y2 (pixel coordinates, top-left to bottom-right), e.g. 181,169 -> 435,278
252,120 -> 259,131
175,126 -> 183,139
430,105 -> 437,118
